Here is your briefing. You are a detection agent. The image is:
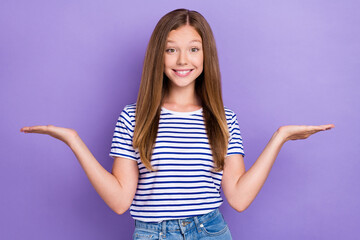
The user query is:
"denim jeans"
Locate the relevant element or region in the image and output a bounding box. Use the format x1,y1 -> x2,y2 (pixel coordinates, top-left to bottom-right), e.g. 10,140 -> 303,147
133,208 -> 232,239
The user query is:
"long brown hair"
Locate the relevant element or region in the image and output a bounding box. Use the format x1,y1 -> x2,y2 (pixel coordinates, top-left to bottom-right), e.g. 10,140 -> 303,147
133,9 -> 229,172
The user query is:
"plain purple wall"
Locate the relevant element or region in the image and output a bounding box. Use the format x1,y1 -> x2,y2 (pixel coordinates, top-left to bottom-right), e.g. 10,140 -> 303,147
1,0 -> 359,239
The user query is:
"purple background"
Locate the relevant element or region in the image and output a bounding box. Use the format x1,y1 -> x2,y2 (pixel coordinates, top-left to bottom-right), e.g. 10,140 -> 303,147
1,0 -> 359,239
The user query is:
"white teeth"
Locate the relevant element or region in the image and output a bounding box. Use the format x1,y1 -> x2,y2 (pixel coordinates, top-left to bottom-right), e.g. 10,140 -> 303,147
176,70 -> 191,75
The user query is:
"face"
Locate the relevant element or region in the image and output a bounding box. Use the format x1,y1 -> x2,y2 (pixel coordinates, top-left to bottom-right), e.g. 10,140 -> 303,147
164,25 -> 204,90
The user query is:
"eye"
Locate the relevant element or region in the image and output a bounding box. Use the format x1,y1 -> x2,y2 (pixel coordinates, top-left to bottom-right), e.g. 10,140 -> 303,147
191,47 -> 200,52
165,48 -> 176,53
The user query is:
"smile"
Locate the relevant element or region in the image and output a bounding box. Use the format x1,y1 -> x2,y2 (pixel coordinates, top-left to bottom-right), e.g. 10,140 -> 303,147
173,69 -> 193,77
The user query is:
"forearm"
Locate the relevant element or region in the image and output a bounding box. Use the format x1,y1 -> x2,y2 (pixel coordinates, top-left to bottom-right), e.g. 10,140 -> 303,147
234,129 -> 286,211
66,134 -> 129,214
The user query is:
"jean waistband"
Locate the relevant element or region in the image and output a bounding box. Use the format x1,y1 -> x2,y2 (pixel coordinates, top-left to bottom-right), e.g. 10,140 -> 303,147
134,208 -> 221,234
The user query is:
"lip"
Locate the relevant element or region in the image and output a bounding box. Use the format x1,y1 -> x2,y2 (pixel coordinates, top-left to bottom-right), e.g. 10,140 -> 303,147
173,69 -> 193,71
173,69 -> 193,77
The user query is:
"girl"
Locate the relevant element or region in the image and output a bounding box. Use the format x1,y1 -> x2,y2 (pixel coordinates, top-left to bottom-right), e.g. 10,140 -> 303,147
20,8 -> 334,240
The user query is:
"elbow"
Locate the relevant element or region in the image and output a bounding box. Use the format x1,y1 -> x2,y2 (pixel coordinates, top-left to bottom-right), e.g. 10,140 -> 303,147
229,200 -> 250,213
233,205 -> 249,213
114,208 -> 126,215
114,206 -> 128,215
113,203 -> 131,215
111,194 -> 135,215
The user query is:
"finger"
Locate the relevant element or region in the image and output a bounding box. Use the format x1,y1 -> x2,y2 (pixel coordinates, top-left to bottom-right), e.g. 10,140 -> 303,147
314,124 -> 335,131
305,124 -> 335,137
322,124 -> 335,130
303,125 -> 324,133
20,126 -> 49,134
308,124 -> 335,132
20,126 -> 33,133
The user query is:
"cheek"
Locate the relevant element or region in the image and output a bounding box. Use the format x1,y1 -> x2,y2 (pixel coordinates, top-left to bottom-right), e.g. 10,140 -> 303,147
164,56 -> 175,69
196,57 -> 204,69
163,57 -> 168,68
195,53 -> 204,65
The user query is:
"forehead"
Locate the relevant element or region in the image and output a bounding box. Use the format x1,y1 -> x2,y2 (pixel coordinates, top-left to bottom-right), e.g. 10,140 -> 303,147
166,25 -> 202,44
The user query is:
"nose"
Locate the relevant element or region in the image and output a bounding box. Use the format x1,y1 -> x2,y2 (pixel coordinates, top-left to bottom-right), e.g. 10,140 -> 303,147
177,51 -> 188,65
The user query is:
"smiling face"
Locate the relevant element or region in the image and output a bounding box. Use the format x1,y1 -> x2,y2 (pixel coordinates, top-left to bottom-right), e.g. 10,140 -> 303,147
164,25 -> 204,91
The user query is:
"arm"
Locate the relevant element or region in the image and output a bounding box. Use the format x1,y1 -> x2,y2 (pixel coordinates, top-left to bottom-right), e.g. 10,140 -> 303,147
221,124 -> 335,212
20,125 -> 138,214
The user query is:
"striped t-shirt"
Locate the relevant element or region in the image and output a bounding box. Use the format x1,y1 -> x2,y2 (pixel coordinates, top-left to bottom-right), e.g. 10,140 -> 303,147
109,103 -> 244,222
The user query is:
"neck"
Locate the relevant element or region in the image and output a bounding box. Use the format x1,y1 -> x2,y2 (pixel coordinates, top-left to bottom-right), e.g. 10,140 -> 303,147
162,84 -> 201,110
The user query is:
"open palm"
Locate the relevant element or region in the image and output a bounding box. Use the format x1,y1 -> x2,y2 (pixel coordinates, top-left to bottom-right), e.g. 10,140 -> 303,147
279,124 -> 335,142
20,125 -> 78,145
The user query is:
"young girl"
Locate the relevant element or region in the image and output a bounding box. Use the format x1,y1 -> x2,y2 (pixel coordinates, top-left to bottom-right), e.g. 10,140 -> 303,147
20,8 -> 334,240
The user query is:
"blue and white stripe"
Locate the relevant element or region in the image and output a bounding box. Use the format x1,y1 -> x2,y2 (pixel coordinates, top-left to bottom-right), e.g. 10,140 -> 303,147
109,103 -> 244,222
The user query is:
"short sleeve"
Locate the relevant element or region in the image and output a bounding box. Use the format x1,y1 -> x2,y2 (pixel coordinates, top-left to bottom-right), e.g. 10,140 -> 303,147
109,106 -> 138,161
226,110 -> 245,157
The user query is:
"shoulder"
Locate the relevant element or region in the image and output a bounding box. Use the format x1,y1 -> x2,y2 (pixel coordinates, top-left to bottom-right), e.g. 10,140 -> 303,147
122,102 -> 136,117
224,106 -> 237,122
117,103 -> 136,128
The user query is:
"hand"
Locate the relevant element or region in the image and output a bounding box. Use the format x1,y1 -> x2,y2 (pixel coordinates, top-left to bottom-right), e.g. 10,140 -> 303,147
20,125 -> 78,145
278,124 -> 335,142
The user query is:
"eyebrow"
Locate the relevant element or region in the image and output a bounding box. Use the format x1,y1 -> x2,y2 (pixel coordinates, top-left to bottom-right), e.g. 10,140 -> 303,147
166,40 -> 202,44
